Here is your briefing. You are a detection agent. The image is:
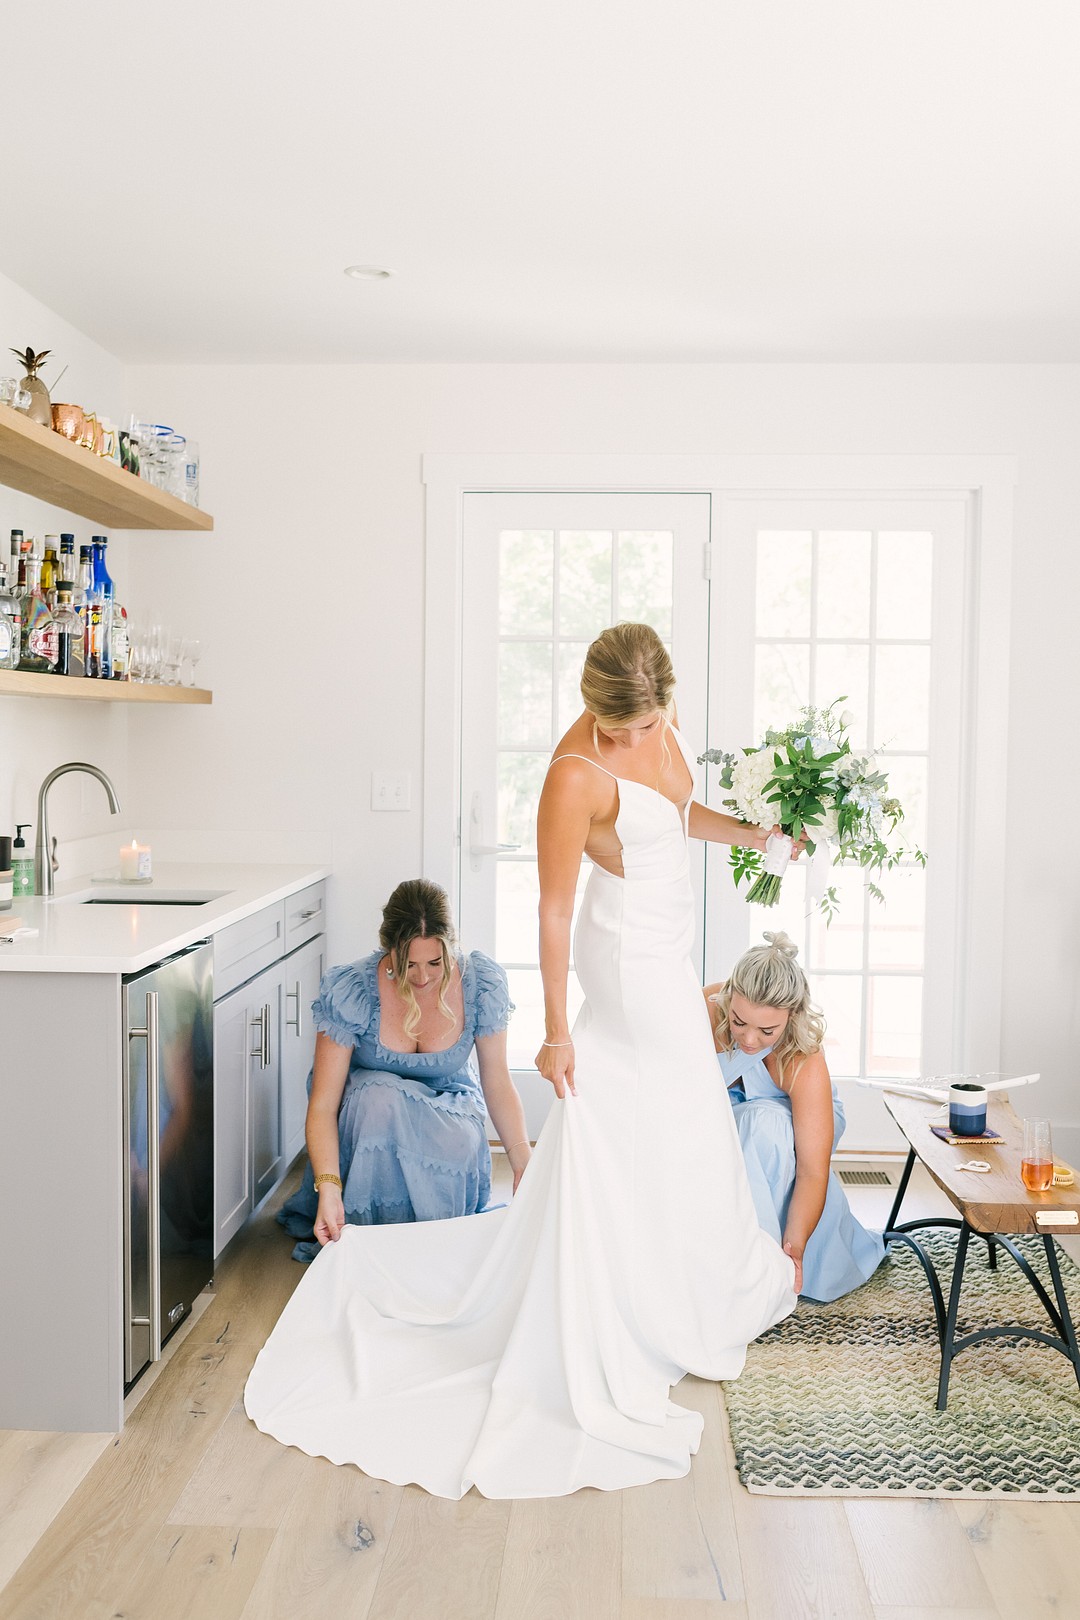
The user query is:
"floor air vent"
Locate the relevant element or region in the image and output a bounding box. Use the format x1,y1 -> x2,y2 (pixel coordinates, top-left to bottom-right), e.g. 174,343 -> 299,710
837,1168 -> 893,1187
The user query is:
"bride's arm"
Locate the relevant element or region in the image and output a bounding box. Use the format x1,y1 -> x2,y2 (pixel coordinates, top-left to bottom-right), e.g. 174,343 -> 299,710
535,760 -> 596,1099
687,802 -> 773,849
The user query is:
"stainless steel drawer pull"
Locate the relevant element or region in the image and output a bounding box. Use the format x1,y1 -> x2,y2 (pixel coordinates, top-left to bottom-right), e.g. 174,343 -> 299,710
286,980 -> 303,1036
251,1004 -> 270,1068
297,906 -> 321,921
128,989 -> 162,1362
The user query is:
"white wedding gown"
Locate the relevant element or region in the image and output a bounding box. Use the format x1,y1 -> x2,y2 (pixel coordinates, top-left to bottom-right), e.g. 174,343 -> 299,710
244,730 -> 796,1498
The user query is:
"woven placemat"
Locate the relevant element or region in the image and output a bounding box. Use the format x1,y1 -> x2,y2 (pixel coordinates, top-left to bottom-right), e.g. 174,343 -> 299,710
722,1230 -> 1080,1498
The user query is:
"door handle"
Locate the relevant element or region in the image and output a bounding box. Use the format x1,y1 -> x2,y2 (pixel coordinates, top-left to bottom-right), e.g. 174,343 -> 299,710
286,981 -> 302,1036
251,1004 -> 270,1068
127,989 -> 162,1362
468,789 -> 520,871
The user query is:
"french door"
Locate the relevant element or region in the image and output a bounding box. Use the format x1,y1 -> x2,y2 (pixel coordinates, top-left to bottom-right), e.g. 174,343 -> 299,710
456,488 -> 969,1150
459,492 -> 711,1135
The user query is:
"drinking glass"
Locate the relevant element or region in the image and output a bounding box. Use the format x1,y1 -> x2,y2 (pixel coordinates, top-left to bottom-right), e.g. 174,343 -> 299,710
162,632 -> 184,686
1022,1118 -> 1054,1192
180,637 -> 202,688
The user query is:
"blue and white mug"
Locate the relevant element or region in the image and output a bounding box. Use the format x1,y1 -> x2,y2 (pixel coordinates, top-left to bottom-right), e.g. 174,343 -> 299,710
949,1081 -> 988,1137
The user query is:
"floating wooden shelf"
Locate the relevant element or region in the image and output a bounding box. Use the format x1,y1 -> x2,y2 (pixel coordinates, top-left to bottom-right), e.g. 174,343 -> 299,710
0,404 -> 213,531
0,669 -> 212,704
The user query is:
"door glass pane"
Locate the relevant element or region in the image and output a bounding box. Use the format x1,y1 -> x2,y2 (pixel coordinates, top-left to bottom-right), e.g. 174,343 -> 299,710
617,531 -> 674,637
817,531 -> 871,638
877,532 -> 933,639
498,753 -> 549,850
559,531 -> 613,637
882,754 -> 928,850
868,867 -> 926,971
875,644 -> 930,750
808,866 -> 867,971
755,643 -> 810,733
756,531 -> 812,637
499,642 -> 553,748
810,973 -> 862,1076
557,642 -> 589,735
814,643 -> 870,746
867,976 -> 922,1076
499,531 -> 554,635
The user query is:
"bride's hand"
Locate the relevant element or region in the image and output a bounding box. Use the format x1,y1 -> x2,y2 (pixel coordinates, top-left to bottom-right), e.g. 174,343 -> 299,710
747,824 -> 808,859
535,1039 -> 577,1099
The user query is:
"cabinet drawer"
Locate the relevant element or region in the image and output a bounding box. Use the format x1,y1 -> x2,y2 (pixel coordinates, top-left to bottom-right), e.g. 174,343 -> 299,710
284,882 -> 326,952
213,902 -> 286,1001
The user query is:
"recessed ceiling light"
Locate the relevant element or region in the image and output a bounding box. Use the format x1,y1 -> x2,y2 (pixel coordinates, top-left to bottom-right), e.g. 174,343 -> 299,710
344,264 -> 394,280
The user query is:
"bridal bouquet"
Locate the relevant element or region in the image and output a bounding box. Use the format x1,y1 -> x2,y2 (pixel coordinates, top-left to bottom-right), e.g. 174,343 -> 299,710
698,700 -> 923,916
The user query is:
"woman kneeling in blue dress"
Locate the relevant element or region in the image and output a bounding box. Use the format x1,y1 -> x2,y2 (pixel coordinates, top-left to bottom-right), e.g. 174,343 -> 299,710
705,931 -> 885,1302
278,878 -> 531,1261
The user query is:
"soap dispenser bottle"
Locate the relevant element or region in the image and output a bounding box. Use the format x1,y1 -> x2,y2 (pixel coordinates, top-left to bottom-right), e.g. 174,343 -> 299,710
12,825 -> 33,898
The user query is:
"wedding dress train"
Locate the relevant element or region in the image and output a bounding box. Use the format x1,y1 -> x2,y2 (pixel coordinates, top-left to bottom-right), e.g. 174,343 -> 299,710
244,730 -> 796,1497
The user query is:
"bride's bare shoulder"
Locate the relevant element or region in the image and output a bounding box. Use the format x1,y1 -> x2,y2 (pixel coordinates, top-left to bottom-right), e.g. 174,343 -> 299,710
544,715 -> 611,807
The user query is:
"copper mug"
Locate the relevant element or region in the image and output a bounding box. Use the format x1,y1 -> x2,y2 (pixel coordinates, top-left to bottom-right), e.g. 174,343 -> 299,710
51,402 -> 84,441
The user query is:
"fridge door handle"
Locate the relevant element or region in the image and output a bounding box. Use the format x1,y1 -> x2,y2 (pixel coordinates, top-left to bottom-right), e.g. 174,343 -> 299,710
285,981 -> 302,1037
127,988 -> 162,1363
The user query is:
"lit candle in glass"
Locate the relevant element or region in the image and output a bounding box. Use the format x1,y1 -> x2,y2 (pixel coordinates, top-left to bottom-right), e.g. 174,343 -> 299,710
119,838 -> 152,881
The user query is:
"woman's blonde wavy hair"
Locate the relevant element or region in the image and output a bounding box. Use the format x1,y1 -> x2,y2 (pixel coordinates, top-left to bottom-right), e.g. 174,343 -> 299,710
379,878 -> 458,1040
709,931 -> 825,1086
580,622 -> 677,773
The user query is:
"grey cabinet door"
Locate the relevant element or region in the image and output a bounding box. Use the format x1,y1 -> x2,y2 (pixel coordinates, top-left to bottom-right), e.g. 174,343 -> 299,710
280,934 -> 325,1168
213,982 -> 253,1257
251,965 -> 284,1206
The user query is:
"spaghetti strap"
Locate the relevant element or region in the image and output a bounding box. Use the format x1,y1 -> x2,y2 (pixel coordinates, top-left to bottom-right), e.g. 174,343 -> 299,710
550,753 -> 620,782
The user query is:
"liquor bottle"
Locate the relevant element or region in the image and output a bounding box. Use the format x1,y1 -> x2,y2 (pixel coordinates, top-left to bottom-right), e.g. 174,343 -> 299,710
107,586 -> 130,680
42,538 -> 59,605
0,559 -> 21,670
17,536 -> 32,589
90,537 -> 114,679
77,546 -> 94,677
18,557 -> 58,672
8,530 -> 22,588
52,582 -> 81,677
58,534 -> 76,593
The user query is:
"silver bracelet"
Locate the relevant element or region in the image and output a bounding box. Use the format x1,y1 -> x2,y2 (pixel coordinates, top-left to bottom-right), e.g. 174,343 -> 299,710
541,1040 -> 573,1048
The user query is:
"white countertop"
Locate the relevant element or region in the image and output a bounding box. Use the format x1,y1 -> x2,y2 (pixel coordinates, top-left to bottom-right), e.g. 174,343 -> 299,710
0,861 -> 329,974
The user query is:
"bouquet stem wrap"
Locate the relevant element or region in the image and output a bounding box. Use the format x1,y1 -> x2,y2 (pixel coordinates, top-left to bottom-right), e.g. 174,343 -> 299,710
747,832 -> 792,907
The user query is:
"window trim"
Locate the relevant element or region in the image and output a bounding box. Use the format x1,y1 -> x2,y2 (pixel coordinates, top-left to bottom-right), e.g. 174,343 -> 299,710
423,452 -> 1016,1076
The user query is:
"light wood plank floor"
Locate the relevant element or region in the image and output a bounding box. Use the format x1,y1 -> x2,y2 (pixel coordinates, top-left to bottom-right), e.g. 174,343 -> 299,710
3,1161 -> 1080,1620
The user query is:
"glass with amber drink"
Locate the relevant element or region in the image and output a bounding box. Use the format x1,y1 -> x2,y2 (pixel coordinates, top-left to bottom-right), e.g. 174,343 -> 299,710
1022,1118 -> 1054,1192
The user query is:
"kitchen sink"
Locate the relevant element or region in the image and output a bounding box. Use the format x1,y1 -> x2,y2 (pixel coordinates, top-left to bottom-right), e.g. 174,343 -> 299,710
53,888 -> 227,907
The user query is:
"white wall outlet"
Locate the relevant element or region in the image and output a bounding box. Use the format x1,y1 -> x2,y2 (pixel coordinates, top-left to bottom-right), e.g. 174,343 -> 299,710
371,771 -> 412,812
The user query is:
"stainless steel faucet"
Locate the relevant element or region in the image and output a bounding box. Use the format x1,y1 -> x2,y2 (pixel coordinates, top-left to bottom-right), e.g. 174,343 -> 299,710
35,762 -> 122,897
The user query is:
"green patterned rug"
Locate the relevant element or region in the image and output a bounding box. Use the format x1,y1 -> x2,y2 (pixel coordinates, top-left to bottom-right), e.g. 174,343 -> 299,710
722,1230 -> 1080,1498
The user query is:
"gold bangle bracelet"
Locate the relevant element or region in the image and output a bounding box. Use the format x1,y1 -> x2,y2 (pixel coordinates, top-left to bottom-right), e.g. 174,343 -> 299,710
313,1172 -> 343,1191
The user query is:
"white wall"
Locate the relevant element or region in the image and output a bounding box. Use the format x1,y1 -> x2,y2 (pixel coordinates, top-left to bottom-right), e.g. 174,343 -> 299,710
0,271 -> 134,872
121,361 -> 1079,1152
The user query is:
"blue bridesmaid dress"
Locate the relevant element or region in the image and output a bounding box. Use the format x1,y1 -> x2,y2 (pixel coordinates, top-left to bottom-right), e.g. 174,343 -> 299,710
278,949 -> 513,1261
717,1044 -> 885,1302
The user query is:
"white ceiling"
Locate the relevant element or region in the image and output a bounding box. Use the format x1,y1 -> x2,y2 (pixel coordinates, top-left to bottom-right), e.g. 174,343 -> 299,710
3,2 -> 1079,363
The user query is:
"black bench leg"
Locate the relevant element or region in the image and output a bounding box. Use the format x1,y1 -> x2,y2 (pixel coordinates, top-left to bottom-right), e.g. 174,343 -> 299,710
987,1235 -> 998,1271
1044,1236 -> 1080,1395
886,1148 -> 917,1233
937,1222 -> 972,1411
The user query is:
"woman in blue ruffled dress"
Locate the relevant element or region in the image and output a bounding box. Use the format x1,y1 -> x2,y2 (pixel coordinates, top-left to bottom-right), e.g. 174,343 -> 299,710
706,931 -> 885,1302
278,878 -> 531,1261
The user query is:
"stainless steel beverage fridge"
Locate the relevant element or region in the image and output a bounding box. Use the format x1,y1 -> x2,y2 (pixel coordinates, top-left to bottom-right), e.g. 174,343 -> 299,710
123,941 -> 214,1389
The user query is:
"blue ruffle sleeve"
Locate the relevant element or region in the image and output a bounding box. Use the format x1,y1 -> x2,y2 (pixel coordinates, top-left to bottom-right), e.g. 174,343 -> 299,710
311,953 -> 378,1049
468,950 -> 515,1039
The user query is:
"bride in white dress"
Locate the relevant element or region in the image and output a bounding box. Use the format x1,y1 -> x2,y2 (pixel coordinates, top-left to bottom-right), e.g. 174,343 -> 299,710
244,622 -> 796,1498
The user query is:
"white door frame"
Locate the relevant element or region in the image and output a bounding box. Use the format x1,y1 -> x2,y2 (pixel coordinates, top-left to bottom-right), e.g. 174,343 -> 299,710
422,452 -> 1016,1075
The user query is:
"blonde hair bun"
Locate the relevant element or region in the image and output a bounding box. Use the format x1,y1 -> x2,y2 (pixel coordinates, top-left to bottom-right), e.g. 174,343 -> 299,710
762,930 -> 799,959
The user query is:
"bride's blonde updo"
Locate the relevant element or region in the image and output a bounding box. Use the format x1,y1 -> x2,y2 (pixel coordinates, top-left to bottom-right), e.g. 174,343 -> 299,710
710,931 -> 826,1084
580,622 -> 675,728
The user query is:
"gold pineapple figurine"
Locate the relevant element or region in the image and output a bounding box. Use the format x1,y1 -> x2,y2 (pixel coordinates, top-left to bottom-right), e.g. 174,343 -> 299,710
9,346 -> 53,427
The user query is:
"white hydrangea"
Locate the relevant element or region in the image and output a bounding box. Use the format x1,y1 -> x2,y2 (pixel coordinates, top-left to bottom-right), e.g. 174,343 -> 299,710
729,747 -> 782,831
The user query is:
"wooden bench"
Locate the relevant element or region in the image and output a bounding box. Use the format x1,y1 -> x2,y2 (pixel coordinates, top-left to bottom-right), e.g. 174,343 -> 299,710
883,1091 -> 1080,1409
